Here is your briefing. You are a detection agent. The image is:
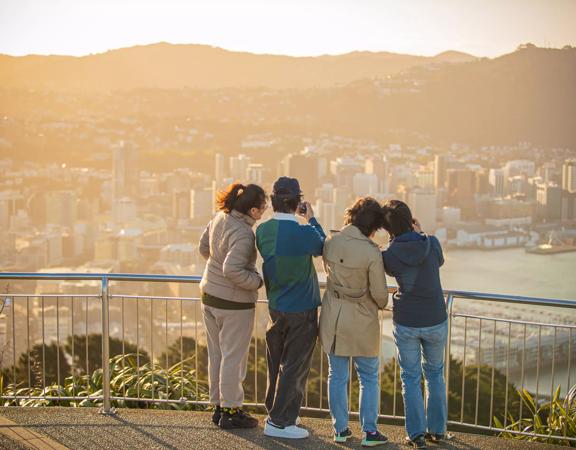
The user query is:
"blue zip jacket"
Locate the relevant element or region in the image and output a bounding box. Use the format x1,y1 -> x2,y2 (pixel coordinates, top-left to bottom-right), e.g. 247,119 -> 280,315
382,232 -> 447,328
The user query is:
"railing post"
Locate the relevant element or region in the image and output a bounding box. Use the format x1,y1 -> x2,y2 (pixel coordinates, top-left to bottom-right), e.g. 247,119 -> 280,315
100,276 -> 116,415
445,292 -> 454,415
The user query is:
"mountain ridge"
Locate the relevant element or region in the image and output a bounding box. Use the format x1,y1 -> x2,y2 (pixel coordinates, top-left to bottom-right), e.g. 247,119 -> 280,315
0,42 -> 478,91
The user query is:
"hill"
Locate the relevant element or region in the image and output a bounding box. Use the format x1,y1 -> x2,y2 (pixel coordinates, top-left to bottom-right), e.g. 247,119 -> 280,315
0,42 -> 476,91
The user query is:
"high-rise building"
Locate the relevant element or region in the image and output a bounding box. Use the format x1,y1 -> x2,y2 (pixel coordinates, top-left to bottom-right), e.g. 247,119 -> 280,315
246,164 -> 264,185
476,169 -> 490,196
215,153 -> 227,186
315,200 -> 337,233
561,191 -> 576,222
45,191 -> 77,228
283,152 -> 319,197
562,159 -> 576,193
536,183 -> 562,221
352,173 -> 379,197
365,156 -> 389,192
434,155 -> 447,191
229,154 -> 251,181
333,186 -> 351,218
172,191 -> 191,221
446,169 -> 477,219
0,191 -> 19,229
112,141 -> 139,201
315,184 -> 334,203
488,169 -> 506,197
190,188 -> 213,222
408,189 -> 437,232
503,160 -> 535,178
415,167 -> 435,191
330,157 -> 363,191
112,197 -> 137,224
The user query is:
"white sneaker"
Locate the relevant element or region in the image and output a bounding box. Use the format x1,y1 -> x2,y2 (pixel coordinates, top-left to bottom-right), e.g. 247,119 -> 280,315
264,420 -> 309,439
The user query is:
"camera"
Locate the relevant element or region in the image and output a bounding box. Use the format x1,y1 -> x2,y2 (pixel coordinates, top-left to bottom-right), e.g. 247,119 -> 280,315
298,203 -> 307,215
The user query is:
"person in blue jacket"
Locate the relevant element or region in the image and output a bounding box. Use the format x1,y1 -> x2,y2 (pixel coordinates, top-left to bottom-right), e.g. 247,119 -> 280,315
381,200 -> 453,449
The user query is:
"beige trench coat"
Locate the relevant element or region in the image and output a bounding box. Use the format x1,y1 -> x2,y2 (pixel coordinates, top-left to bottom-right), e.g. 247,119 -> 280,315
319,225 -> 388,357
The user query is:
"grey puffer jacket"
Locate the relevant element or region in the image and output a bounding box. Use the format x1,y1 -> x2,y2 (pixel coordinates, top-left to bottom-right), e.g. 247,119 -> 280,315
199,210 -> 262,303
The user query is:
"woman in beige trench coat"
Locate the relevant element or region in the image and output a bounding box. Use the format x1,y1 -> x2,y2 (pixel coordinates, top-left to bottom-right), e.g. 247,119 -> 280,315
319,197 -> 389,446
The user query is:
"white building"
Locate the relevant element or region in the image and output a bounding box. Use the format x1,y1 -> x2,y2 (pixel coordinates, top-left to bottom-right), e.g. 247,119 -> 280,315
160,243 -> 196,266
563,159 -> 576,193
442,207 -> 461,228
246,163 -> 264,185
503,160 -> 535,178
190,188 -> 213,220
113,197 -> 137,224
229,154 -> 251,181
408,190 -> 437,232
215,153 -> 227,185
489,169 -> 506,197
352,173 -> 379,197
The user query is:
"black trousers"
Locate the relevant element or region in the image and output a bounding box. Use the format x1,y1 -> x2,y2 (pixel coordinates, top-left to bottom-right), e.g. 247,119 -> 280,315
265,308 -> 318,427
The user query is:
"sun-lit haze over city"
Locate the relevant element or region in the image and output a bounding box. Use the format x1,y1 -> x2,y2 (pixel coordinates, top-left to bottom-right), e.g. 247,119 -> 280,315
1,0 -> 576,57
0,1 -> 575,446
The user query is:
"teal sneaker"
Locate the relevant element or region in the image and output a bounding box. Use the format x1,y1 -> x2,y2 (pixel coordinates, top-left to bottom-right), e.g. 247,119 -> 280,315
361,430 -> 389,447
334,427 -> 353,443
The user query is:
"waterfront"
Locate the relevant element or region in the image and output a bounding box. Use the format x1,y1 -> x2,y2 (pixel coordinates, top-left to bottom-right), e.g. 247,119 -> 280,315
440,247 -> 576,301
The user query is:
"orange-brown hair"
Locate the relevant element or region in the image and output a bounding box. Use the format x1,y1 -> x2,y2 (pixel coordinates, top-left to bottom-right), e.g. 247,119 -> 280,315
216,182 -> 266,214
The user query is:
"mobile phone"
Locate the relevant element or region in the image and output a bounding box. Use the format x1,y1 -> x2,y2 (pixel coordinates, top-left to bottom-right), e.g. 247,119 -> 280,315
298,203 -> 307,214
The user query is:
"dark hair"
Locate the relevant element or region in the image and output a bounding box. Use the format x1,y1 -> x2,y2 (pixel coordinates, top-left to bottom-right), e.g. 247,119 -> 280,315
344,197 -> 385,237
381,200 -> 413,238
271,194 -> 301,213
216,182 -> 266,214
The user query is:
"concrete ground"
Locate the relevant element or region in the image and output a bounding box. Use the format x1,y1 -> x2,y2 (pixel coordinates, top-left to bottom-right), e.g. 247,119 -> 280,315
0,407 -> 571,450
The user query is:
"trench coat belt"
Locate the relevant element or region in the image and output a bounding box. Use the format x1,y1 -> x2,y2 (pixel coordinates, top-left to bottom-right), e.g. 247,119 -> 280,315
327,282 -> 367,302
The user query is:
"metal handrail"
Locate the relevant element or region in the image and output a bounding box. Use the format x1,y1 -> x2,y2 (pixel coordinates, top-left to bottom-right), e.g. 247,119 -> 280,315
0,272 -> 575,442
1,272 -> 574,308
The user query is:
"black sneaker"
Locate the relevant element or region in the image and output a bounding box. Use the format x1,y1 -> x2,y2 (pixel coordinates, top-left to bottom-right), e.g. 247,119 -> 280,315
405,435 -> 427,448
334,427 -> 353,443
218,407 -> 259,429
425,432 -> 454,442
211,405 -> 222,425
362,430 -> 389,447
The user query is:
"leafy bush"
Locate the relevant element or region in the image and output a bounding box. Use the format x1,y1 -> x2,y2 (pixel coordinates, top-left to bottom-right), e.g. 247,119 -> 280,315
1,353 -> 208,409
495,385 -> 576,447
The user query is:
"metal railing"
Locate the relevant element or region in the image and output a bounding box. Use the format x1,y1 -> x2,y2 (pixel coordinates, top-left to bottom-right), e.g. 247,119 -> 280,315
0,273 -> 574,443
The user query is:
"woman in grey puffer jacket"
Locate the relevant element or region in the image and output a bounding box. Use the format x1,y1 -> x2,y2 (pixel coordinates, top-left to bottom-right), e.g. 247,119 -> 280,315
199,182 -> 267,429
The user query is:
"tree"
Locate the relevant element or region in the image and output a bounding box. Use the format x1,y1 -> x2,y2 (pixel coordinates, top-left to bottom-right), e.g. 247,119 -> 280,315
2,342 -> 70,387
64,334 -> 150,375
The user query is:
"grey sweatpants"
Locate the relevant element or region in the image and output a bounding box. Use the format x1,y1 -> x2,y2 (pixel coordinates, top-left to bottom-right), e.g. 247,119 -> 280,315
202,304 -> 255,408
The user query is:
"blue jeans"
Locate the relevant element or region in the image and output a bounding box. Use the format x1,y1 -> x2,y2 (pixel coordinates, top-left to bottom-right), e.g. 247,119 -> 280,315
393,320 -> 448,440
327,353 -> 380,433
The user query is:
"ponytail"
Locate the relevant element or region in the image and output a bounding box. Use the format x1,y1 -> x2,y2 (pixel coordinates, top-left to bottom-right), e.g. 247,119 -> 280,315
216,182 -> 266,215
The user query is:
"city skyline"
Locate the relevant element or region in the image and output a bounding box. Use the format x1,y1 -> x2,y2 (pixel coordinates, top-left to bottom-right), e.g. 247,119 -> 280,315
1,0 -> 576,58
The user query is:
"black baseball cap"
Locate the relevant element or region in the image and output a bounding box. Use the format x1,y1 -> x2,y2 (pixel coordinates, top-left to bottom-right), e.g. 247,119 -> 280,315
272,177 -> 302,197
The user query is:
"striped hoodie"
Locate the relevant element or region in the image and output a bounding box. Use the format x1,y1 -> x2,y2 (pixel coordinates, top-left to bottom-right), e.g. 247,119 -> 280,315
256,213 -> 326,312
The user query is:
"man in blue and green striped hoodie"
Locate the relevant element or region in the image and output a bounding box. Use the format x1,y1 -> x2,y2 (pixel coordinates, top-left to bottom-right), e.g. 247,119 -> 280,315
256,177 -> 326,439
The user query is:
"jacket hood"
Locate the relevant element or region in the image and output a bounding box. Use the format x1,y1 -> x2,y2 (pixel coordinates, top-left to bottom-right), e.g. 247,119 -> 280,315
388,232 -> 430,266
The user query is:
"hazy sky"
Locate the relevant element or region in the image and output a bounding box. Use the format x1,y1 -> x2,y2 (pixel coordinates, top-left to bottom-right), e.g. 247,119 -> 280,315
1,0 -> 575,57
